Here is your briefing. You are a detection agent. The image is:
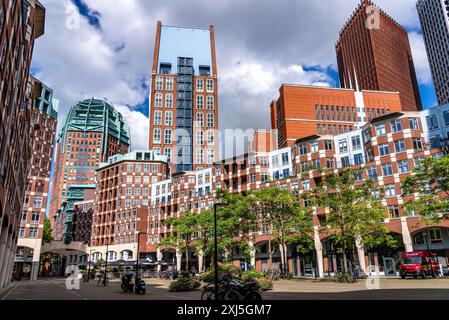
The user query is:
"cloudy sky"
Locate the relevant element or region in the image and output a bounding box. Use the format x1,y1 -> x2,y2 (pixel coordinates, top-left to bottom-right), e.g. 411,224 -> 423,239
32,0 -> 436,150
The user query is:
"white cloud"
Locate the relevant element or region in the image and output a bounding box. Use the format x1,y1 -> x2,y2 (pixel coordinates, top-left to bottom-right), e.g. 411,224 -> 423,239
408,31 -> 433,86
33,0 -> 434,148
115,105 -> 149,151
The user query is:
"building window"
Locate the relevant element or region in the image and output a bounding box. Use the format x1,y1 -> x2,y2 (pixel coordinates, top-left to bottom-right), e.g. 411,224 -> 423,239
206,113 -> 214,128
154,111 -> 162,125
311,142 -> 319,153
351,136 -> 361,150
409,118 -> 419,130
341,156 -> 350,167
299,144 -> 308,155
376,124 -> 387,137
381,163 -> 394,177
31,212 -> 40,224
302,180 -> 310,191
426,114 -> 439,130
390,119 -> 403,133
196,149 -> 204,164
413,138 -> 423,151
33,197 -> 43,208
166,77 -> 174,91
165,111 -> 173,126
429,228 -> 443,244
326,158 -> 334,168
324,140 -> 333,151
29,228 -> 38,238
339,140 -> 348,153
366,167 -> 378,181
394,140 -> 406,153
206,79 -> 214,93
19,228 -> 25,238
155,76 -> 164,90
387,206 -> 400,219
397,160 -> 410,174
196,113 -> 204,127
196,95 -> 204,109
354,153 -> 363,165
206,96 -> 214,110
165,93 -> 173,108
153,129 -> 161,144
207,149 -> 214,164
164,129 -> 172,144
384,184 -> 396,198
196,130 -> 204,145
443,111 -> 449,126
196,79 -> 204,92
378,143 -> 390,156
155,93 -> 163,108
207,131 -> 214,145
281,153 -> 289,165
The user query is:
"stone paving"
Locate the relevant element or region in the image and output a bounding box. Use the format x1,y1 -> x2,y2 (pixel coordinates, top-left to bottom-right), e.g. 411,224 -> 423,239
1,277 -> 449,300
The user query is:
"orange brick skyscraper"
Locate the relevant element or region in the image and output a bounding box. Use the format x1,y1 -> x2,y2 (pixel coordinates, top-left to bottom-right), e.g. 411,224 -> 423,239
336,0 -> 422,111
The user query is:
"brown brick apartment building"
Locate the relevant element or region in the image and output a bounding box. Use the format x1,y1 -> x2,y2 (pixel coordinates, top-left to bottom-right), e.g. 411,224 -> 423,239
14,78 -> 58,281
49,99 -> 130,233
271,85 -> 403,148
149,21 -> 219,174
336,0 -> 422,111
0,0 -> 46,290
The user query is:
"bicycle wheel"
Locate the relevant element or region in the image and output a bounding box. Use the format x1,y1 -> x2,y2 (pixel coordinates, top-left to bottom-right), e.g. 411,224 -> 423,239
201,290 -> 215,301
224,289 -> 243,301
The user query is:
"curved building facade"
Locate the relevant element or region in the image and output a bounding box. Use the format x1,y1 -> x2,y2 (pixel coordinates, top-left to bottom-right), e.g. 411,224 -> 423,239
49,99 -> 130,240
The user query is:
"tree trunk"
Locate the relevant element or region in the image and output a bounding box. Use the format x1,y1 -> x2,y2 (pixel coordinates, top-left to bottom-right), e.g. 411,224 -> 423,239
268,238 -> 273,271
185,247 -> 189,272
279,241 -> 285,276
343,252 -> 348,274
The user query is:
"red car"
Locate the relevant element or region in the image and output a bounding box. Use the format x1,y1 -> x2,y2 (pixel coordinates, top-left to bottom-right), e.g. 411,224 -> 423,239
400,251 -> 440,279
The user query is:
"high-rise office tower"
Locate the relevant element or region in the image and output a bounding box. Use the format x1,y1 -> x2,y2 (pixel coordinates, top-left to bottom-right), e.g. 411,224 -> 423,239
336,0 -> 422,111
0,0 -> 46,290
49,99 -> 130,232
417,0 -> 449,105
149,21 -> 219,174
14,78 -> 58,281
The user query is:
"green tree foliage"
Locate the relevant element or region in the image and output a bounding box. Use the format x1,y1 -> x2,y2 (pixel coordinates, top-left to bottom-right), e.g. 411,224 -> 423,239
305,168 -> 396,274
252,188 -> 314,274
43,216 -> 54,243
402,155 -> 449,224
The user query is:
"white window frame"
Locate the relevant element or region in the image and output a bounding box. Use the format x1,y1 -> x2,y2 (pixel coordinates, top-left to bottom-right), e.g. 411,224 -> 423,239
164,129 -> 172,144
155,76 -> 164,91
206,79 -> 214,93
165,93 -> 173,108
206,96 -> 214,110
155,93 -> 163,108
165,111 -> 173,126
154,110 -> 162,125
196,79 -> 204,92
166,77 -> 174,91
196,95 -> 204,109
153,128 -> 161,144
207,113 -> 214,128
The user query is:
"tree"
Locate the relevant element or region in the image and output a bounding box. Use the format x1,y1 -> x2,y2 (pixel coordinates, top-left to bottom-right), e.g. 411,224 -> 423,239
402,155 -> 449,224
252,188 -> 314,275
159,211 -> 196,271
305,168 -> 396,275
214,189 -> 257,263
43,216 -> 54,243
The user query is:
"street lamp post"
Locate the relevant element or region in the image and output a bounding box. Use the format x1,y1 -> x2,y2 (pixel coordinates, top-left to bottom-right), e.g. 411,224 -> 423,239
87,249 -> 95,281
104,238 -> 109,283
423,232 -> 436,278
135,231 -> 147,288
214,202 -> 229,301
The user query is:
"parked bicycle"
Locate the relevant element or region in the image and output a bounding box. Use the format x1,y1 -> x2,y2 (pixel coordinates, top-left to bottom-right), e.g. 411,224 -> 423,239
97,275 -> 109,287
201,277 -> 262,301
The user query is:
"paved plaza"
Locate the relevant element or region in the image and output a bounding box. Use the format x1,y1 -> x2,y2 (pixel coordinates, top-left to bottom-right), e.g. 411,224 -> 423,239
1,277 -> 449,300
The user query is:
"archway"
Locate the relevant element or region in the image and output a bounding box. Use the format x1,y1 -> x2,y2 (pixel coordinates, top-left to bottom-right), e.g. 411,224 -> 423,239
410,227 -> 449,274
13,246 -> 34,280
